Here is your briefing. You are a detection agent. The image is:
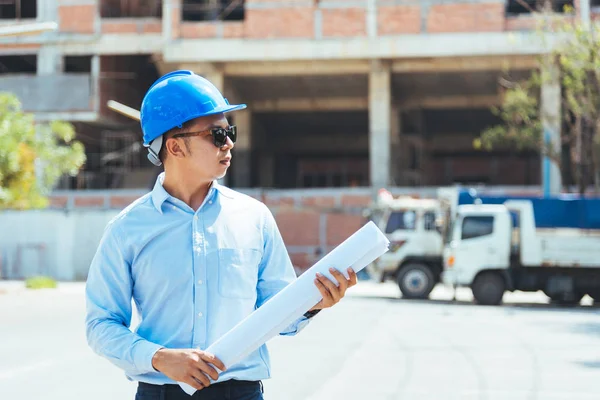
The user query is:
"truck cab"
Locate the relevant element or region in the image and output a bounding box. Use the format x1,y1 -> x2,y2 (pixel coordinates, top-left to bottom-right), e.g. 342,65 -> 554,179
442,198 -> 600,305
367,193 -> 443,299
442,204 -> 513,304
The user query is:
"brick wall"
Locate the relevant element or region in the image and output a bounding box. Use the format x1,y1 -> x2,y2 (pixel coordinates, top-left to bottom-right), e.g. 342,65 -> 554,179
59,3 -> 97,34
245,3 -> 314,38
321,8 -> 366,38
92,0 -> 572,40
101,19 -> 162,34
427,3 -> 505,33
45,184 -> 550,273
378,5 -> 421,35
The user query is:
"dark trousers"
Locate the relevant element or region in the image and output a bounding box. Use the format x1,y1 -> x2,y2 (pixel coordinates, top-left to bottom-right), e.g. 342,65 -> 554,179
135,380 -> 264,400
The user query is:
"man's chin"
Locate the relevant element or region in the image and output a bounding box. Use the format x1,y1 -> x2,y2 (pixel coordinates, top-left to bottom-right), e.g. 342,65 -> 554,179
215,170 -> 228,180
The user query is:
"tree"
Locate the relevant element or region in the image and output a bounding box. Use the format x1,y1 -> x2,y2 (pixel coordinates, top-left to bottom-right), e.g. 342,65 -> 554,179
474,3 -> 600,195
0,92 -> 86,210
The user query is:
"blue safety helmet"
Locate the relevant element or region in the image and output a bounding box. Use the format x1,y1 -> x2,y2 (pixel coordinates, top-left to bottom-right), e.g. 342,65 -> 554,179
140,70 -> 246,166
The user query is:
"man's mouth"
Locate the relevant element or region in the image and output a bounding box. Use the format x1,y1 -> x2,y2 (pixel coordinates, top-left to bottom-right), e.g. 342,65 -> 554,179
220,157 -> 231,166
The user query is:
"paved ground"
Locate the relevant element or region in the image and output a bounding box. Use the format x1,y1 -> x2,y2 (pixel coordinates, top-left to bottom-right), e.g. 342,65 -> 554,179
1,281 -> 599,400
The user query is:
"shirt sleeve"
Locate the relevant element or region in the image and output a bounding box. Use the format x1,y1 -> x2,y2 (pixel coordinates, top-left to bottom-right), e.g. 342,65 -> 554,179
256,206 -> 312,336
85,221 -> 163,376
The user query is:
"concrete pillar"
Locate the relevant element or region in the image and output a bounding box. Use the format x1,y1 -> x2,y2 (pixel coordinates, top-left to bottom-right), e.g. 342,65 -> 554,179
162,0 -> 172,42
91,55 -> 100,113
163,0 -> 181,40
541,64 -> 562,196
37,0 -> 58,22
231,108 -> 252,187
366,0 -> 377,38
369,60 -> 392,192
37,46 -> 63,75
580,0 -> 591,29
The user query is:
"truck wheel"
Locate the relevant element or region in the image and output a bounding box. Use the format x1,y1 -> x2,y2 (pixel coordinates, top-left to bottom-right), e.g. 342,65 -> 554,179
397,264 -> 435,299
472,272 -> 505,306
588,291 -> 600,302
545,290 -> 584,306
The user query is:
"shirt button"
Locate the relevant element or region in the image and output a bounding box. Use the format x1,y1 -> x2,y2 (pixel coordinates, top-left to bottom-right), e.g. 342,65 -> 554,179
198,312 -> 203,318
198,280 -> 203,285
194,215 -> 198,221
208,200 -> 213,205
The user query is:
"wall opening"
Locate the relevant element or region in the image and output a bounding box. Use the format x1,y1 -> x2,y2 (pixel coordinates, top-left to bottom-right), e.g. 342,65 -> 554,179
0,55 -> 36,74
100,0 -> 162,18
55,55 -> 163,190
64,56 -> 92,73
182,0 -> 245,21
506,0 -> 574,15
0,0 -> 36,19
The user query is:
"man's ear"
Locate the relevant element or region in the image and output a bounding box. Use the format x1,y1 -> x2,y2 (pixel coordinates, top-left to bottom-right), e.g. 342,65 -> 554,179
165,138 -> 186,159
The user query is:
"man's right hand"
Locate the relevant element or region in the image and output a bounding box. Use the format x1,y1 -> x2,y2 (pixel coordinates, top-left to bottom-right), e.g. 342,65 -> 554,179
151,348 -> 226,391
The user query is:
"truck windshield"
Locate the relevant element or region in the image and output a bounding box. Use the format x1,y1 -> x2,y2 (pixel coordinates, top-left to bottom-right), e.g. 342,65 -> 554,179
385,210 -> 416,233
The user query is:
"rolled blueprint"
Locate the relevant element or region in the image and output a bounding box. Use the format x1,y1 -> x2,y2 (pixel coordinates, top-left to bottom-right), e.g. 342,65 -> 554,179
180,221 -> 389,395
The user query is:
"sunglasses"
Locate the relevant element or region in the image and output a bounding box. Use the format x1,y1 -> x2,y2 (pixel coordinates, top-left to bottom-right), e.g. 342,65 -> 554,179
172,125 -> 237,148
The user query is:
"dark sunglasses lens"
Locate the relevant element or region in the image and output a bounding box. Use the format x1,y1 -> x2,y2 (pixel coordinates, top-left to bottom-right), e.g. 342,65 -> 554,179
212,127 -> 237,147
212,129 -> 228,147
229,126 -> 237,143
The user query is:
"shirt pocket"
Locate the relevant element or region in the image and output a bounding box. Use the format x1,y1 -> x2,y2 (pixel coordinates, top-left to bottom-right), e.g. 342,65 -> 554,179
218,248 -> 261,299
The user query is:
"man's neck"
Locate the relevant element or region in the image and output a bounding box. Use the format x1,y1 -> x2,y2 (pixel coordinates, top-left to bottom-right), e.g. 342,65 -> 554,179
161,169 -> 212,212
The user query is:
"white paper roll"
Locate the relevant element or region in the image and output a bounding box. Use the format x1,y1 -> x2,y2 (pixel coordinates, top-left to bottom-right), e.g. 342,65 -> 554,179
180,221 -> 389,395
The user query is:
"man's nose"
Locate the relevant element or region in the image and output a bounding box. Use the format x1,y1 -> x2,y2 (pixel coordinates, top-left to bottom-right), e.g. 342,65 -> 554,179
223,136 -> 235,149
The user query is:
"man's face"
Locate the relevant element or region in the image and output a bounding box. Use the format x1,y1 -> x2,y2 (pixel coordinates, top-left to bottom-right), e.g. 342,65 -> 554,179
166,113 -> 234,181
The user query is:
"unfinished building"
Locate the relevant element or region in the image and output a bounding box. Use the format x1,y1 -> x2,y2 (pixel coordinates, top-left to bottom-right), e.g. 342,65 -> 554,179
0,0 -> 590,192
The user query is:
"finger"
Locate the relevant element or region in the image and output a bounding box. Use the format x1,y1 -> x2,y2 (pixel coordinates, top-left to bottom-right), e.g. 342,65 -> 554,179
316,274 -> 339,302
186,375 -> 206,391
329,268 -> 348,295
195,360 -> 219,381
193,368 -> 212,387
317,273 -> 341,301
198,351 -> 227,372
315,277 -> 334,305
347,268 -> 358,287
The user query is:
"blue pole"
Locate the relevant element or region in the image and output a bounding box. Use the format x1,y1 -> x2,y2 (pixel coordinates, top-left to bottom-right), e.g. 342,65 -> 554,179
543,129 -> 551,198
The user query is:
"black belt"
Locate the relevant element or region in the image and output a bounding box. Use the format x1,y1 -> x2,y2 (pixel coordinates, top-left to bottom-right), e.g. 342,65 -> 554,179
139,379 -> 262,391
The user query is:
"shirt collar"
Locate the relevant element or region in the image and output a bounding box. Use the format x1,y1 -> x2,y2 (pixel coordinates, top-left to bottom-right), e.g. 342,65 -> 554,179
151,173 -> 233,213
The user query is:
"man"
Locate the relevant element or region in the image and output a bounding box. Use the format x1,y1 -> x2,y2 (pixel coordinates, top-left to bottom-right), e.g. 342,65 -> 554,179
85,70 -> 357,400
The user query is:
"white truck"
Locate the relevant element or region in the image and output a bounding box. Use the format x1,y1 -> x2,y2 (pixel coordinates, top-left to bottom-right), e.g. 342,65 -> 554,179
442,198 -> 600,305
366,189 -> 454,299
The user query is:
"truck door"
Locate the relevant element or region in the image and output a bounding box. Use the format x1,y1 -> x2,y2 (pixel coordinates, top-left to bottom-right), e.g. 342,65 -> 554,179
452,215 -> 496,284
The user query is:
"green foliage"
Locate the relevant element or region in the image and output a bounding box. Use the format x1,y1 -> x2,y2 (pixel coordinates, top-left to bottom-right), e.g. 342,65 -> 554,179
25,276 -> 57,289
475,82 -> 543,153
0,92 -> 86,209
476,10 -> 600,192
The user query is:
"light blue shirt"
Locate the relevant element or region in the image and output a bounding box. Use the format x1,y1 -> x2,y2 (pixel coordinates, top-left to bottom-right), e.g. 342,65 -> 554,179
85,173 -> 311,385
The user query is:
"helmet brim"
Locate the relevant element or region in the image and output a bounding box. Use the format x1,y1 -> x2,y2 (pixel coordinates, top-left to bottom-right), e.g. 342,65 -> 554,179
210,103 -> 247,115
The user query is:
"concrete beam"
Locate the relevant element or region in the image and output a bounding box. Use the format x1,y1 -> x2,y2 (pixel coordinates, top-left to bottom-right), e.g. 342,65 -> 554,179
57,34 -> 162,55
33,111 -> 98,122
163,32 -> 560,63
222,60 -> 370,76
252,97 -> 368,112
392,55 -> 539,73
167,56 -> 534,78
251,95 -> 499,112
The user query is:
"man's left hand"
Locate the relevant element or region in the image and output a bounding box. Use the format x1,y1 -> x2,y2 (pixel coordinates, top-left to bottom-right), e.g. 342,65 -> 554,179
311,267 -> 358,311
